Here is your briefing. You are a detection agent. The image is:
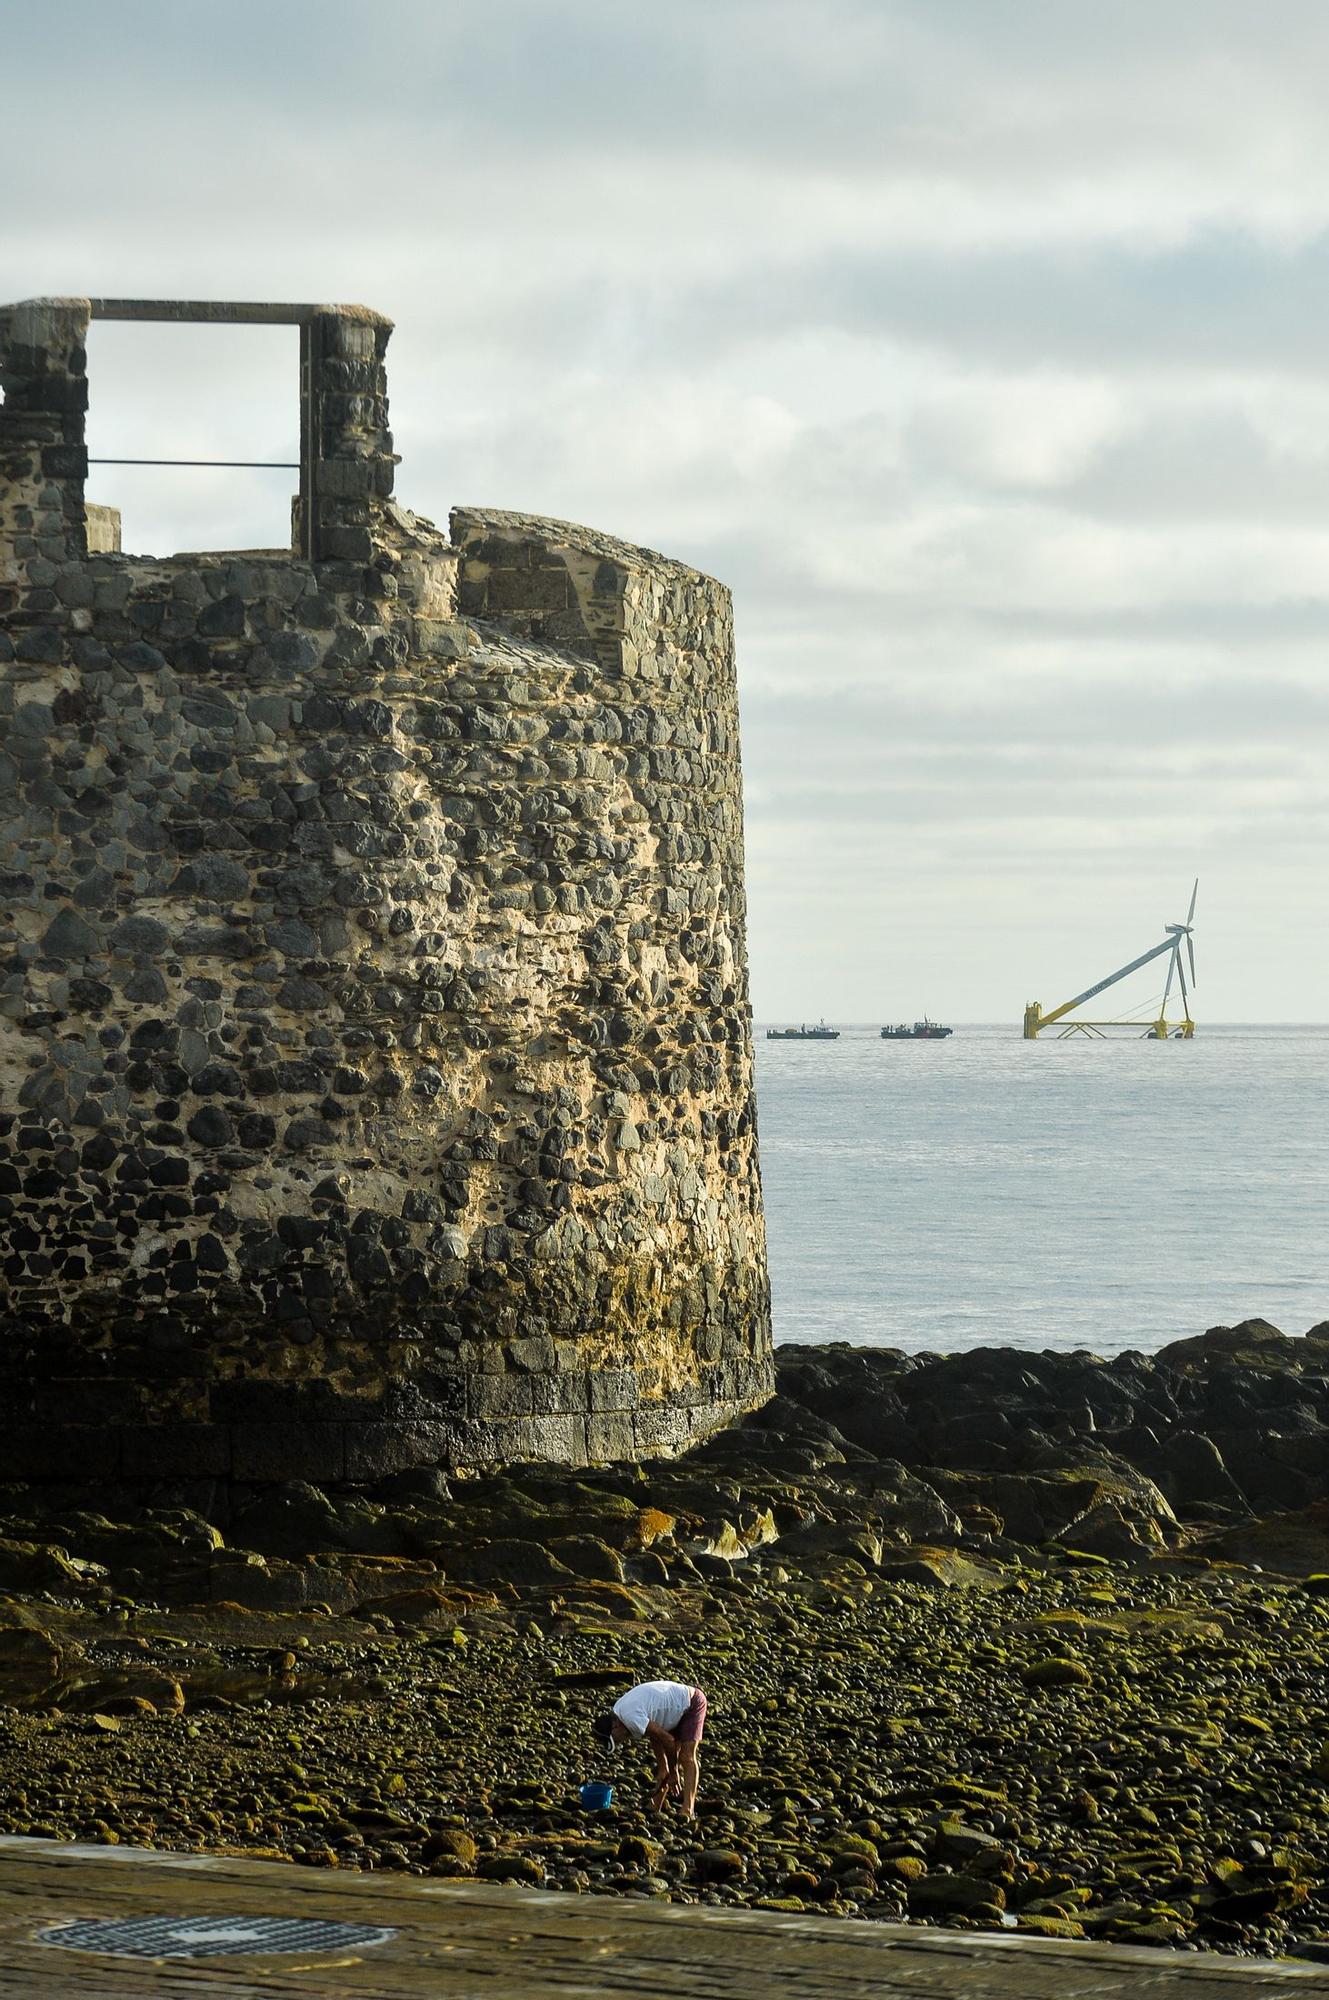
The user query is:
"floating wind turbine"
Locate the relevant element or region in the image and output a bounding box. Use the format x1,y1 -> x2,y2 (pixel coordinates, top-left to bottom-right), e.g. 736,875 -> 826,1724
1023,882 -> 1199,1039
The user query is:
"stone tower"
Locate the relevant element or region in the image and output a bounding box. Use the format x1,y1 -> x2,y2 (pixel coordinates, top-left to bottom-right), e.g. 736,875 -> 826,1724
0,297 -> 771,1485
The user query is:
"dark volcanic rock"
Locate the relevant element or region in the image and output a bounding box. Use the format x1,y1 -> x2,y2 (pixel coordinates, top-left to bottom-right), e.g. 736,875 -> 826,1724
774,1321 -> 1329,1536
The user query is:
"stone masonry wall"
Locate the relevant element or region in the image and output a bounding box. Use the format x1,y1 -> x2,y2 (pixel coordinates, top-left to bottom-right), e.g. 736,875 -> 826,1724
0,296 -> 771,1485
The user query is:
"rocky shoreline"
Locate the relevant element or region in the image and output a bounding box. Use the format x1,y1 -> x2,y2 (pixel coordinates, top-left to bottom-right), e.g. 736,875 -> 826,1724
1,1320 -> 1328,1961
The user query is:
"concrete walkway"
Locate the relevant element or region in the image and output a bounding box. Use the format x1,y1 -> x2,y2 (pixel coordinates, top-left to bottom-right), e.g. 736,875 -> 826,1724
2,1836 -> 1327,1998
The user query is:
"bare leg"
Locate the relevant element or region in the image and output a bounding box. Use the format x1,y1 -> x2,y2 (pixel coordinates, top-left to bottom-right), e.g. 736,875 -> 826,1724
678,1742 -> 700,1816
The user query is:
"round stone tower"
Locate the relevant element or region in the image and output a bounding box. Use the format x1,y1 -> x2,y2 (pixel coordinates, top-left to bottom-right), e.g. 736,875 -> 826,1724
0,297 -> 771,1484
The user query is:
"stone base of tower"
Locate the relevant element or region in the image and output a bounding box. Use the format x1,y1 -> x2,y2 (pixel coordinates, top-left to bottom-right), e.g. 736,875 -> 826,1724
0,1355 -> 775,1487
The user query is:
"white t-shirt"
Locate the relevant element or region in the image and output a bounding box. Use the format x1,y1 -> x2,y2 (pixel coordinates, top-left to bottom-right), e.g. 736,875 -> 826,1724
612,1680 -> 695,1741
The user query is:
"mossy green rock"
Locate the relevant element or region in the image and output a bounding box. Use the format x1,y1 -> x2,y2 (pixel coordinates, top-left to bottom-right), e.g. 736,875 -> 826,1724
477,1852 -> 544,1884
695,1848 -> 747,1883
908,1873 -> 1006,1915
829,1833 -> 880,1867
619,1835 -> 665,1869
1022,1655 -> 1092,1689
423,1829 -> 476,1866
882,1855 -> 927,1884
549,1538 -> 627,1584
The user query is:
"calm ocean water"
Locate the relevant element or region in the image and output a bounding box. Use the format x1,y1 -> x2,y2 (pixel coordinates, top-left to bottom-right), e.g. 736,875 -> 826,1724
755,1024 -> 1329,1356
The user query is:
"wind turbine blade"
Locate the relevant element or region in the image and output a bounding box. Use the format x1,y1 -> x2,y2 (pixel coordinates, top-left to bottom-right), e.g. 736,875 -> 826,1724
1177,949 -> 1191,1019
1161,944 -> 1176,1013
1187,878 -> 1198,925
1187,933 -> 1196,987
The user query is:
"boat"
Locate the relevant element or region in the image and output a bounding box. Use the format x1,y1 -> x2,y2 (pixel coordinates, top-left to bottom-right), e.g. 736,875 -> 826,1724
766,1021 -> 840,1041
880,1019 -> 953,1040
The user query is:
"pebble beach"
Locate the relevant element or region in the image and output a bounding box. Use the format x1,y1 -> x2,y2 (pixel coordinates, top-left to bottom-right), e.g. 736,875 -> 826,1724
2,1323 -> 1328,1962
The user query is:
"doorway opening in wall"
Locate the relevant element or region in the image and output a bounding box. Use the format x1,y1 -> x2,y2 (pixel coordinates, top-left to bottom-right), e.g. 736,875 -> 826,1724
85,320 -> 300,558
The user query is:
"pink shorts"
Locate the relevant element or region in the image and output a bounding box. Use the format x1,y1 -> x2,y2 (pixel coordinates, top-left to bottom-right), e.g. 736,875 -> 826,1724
673,1687 -> 706,1744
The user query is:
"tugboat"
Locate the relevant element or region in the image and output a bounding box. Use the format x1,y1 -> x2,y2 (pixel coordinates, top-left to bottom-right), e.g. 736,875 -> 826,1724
766,1021 -> 840,1041
880,1018 -> 953,1040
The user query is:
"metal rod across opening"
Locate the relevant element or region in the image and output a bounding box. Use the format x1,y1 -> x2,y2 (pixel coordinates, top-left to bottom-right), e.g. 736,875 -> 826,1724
88,459 -> 299,469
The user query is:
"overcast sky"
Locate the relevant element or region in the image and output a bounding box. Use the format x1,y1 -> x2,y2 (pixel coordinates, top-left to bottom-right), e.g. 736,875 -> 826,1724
8,1 -> 1329,1021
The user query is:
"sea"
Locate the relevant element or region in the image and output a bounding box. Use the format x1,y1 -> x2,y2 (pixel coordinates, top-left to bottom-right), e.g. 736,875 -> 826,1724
755,1024 -> 1329,1357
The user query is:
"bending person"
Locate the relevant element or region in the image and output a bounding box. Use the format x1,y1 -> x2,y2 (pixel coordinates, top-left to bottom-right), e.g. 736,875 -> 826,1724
592,1678 -> 706,1815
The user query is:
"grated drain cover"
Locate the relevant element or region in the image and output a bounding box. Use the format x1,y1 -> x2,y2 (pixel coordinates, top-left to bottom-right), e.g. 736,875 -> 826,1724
37,1914 -> 397,1959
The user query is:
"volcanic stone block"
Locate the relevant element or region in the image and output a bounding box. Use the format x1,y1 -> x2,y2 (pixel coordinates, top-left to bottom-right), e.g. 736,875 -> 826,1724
230,1424 -> 348,1485
120,1425 -> 232,1480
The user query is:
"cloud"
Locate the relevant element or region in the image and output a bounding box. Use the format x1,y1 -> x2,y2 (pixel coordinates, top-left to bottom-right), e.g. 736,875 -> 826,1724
8,0 -> 1329,1017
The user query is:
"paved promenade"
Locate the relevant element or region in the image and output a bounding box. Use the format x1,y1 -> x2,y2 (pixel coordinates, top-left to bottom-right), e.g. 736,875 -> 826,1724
2,1836 -> 1328,1998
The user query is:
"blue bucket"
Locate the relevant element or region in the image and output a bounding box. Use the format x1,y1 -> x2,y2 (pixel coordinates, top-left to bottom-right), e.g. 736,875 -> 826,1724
579,1780 -> 614,1811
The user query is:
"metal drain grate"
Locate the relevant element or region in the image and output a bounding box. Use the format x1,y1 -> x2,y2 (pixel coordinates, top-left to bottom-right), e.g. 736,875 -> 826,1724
37,1914 -> 397,1959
